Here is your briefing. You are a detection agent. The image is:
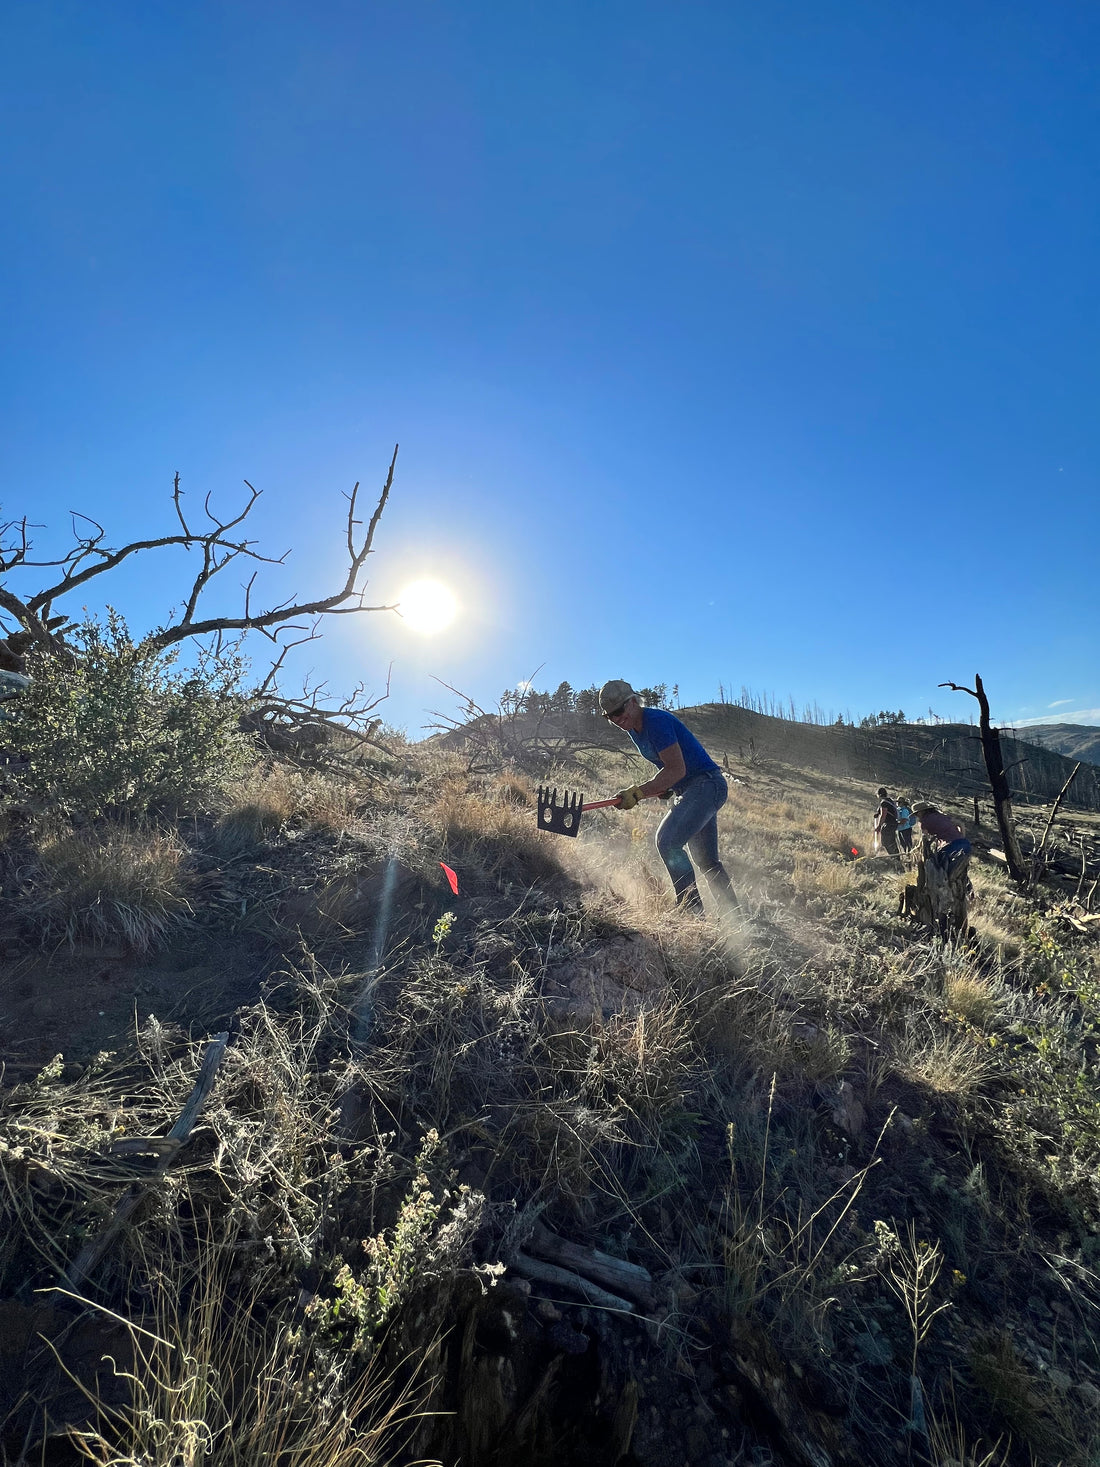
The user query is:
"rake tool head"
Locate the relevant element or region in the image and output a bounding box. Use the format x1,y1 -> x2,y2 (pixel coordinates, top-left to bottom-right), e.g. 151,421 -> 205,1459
537,786 -> 584,837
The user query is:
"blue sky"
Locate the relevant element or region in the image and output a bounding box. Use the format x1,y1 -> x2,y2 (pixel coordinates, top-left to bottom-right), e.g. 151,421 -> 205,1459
2,1 -> 1098,733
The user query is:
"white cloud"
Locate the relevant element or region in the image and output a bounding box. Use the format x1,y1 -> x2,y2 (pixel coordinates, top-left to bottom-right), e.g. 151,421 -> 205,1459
1011,708 -> 1100,728
1047,698 -> 1074,708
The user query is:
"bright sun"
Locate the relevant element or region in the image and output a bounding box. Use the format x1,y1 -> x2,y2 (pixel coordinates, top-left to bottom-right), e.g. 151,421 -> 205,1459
396,578 -> 457,634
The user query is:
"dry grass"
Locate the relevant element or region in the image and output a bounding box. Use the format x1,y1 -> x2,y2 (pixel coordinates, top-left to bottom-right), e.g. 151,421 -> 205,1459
0,970 -> 472,1462
583,997 -> 696,1124
804,811 -> 859,856
214,766 -> 301,851
64,1228 -> 437,1467
8,739 -> 1100,1465
419,772 -> 562,886
944,973 -> 998,1027
33,825 -> 191,952
791,853 -> 853,899
213,765 -> 371,854
730,794 -> 801,836
968,864 -> 1030,958
298,770 -> 367,834
900,1014 -> 994,1098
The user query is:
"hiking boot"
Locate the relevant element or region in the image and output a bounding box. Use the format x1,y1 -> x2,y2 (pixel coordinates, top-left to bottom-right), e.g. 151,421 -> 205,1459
676,886 -> 705,916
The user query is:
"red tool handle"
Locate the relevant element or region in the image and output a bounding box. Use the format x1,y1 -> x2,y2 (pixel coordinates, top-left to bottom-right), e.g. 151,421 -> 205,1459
582,795 -> 656,811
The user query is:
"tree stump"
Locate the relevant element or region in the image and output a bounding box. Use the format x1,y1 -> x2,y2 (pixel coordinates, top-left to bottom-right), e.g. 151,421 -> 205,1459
913,834 -> 970,940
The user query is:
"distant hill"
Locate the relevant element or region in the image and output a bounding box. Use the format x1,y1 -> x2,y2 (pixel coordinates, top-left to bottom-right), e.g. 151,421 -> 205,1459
1009,722 -> 1100,766
438,704 -> 1100,811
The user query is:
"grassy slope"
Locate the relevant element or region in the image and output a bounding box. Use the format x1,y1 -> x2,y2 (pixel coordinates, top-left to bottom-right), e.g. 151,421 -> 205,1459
439,703 -> 1100,813
1,738 -> 1100,1466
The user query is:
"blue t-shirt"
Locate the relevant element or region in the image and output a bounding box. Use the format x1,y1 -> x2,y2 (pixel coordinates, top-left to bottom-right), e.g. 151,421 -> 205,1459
628,708 -> 719,791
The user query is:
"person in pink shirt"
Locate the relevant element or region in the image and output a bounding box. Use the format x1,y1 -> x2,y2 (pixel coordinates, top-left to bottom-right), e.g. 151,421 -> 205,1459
912,802 -> 971,876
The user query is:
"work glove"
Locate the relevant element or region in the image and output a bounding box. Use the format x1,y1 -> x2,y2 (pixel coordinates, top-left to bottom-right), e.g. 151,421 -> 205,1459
615,786 -> 644,811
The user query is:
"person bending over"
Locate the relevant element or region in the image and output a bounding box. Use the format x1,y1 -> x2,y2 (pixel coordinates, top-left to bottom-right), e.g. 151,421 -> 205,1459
599,679 -> 739,917
912,801 -> 971,877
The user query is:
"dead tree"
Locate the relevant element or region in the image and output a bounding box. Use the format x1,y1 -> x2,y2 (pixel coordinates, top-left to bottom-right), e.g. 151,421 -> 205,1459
1,446 -> 399,657
0,446 -> 399,732
939,674 -> 1027,885
912,831 -> 970,940
427,675 -> 622,775
239,624 -> 392,755
1031,761 -> 1082,886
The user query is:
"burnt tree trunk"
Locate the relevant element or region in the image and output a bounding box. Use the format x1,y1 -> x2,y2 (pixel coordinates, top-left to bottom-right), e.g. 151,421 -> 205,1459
914,833 -> 970,940
974,675 -> 1027,884
940,673 -> 1027,885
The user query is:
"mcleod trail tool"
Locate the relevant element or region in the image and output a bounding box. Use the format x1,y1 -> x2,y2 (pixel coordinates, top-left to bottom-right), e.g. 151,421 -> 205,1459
536,786 -> 648,838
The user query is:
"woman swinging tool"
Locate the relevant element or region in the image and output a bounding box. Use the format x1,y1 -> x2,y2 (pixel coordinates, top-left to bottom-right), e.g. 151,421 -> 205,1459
599,679 -> 740,917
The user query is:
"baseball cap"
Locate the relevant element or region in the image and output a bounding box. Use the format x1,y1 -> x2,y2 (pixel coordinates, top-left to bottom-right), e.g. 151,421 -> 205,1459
599,679 -> 636,714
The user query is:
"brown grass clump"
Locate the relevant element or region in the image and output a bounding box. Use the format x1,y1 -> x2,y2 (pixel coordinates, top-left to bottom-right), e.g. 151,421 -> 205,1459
804,812 -> 857,855
584,998 -> 696,1124
214,766 -> 300,852
791,854 -> 852,899
212,765 -> 368,851
33,825 -> 191,952
944,973 -> 998,1027
492,772 -> 534,807
421,775 -> 562,885
302,771 -> 368,834
900,1016 -> 993,1098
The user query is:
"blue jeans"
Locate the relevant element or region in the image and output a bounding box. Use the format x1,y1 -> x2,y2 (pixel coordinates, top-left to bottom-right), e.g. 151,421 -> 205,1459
935,838 -> 971,877
656,769 -> 739,913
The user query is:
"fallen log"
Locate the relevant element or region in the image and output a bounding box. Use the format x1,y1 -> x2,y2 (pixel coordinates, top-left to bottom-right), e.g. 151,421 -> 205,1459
526,1221 -> 655,1309
63,1032 -> 229,1291
509,1252 -> 635,1312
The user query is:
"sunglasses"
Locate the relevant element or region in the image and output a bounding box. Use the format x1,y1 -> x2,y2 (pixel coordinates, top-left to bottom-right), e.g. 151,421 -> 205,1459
603,702 -> 628,721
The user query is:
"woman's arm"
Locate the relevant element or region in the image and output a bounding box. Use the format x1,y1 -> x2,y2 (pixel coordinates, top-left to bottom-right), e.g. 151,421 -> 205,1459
637,742 -> 686,798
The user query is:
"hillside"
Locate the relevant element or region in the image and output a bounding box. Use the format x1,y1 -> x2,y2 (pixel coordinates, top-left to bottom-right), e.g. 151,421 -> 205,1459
1010,723 -> 1100,767
441,702 -> 1100,812
2,696 -> 1100,1466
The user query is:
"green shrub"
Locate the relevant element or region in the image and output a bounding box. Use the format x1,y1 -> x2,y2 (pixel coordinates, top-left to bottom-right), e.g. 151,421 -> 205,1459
0,612 -> 253,817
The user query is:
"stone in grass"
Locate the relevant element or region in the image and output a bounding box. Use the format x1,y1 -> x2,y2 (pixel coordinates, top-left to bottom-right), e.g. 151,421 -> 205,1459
853,1331 -> 893,1366
831,1080 -> 866,1138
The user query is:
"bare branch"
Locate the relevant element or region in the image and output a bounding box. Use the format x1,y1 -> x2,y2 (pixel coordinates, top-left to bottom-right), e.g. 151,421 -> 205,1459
144,443 -> 400,651
172,473 -> 191,536
0,518 -> 34,574
255,622 -> 323,697
2,445 -> 400,665
0,586 -> 52,652
242,659 -> 393,757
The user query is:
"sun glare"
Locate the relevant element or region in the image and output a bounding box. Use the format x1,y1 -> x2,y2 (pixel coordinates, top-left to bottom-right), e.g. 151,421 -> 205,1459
396,578 -> 457,634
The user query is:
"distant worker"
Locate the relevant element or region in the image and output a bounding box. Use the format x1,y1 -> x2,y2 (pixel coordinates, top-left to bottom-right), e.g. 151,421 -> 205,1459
599,679 -> 740,917
896,797 -> 916,855
872,787 -> 900,856
912,801 -> 971,876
